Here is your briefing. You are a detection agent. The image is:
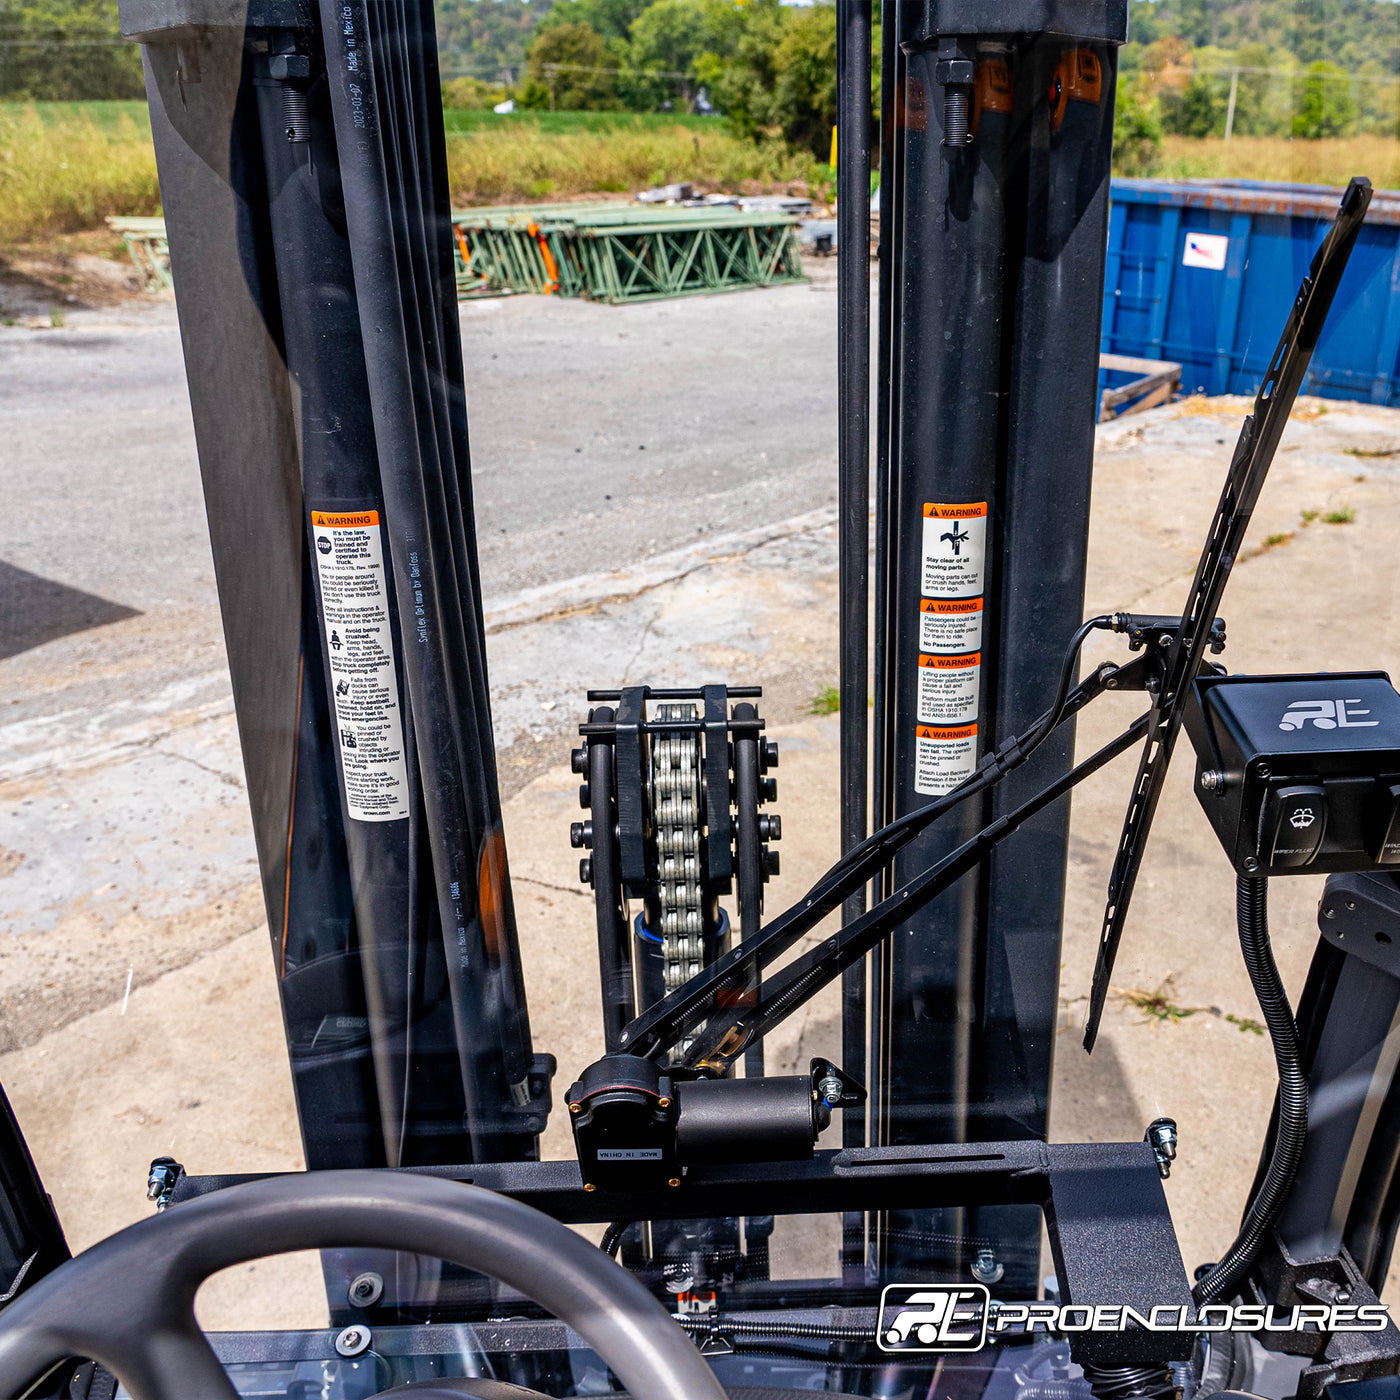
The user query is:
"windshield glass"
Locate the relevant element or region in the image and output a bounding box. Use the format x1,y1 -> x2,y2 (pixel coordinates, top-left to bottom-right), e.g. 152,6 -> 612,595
5,0 -> 1400,1388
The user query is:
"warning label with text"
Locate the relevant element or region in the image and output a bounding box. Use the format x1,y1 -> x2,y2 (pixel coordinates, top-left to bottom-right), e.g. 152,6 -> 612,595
917,652 -> 980,726
921,502 -> 987,599
919,597 -> 984,655
311,509 -> 410,823
914,723 -> 978,796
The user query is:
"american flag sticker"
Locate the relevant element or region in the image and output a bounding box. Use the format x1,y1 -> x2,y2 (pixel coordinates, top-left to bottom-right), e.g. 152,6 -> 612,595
1182,231 -> 1229,271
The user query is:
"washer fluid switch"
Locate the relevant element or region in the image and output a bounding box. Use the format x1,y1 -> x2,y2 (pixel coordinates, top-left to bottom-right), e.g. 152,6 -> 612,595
1262,783 -> 1327,868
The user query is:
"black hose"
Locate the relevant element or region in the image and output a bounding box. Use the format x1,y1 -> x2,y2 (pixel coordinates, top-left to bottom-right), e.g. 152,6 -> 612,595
600,1221 -> 629,1258
1194,875 -> 1308,1306
674,1316 -> 872,1341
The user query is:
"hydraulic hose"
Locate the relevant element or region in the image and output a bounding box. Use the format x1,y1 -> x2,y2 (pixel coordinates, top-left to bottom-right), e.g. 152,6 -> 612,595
1194,875 -> 1308,1306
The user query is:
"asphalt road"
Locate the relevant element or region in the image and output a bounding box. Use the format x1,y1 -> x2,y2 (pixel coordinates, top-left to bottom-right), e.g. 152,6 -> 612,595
0,262 -> 839,643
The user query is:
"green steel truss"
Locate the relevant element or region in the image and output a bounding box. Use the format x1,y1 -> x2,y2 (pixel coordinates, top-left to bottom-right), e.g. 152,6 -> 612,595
111,202 -> 806,306
453,202 -> 807,303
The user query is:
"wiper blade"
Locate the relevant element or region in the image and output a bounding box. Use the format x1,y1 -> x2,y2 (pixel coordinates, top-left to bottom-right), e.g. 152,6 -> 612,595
1082,175 -> 1373,1052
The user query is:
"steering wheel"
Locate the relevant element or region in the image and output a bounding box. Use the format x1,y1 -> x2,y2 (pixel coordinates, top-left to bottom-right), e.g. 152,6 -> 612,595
0,1169 -> 727,1400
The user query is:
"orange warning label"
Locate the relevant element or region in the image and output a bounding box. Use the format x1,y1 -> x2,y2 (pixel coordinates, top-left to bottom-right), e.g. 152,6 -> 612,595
923,502 -> 988,520
914,722 -> 979,795
312,510 -> 381,528
917,652 -> 980,725
920,598 -> 985,655
310,507 -> 408,823
921,502 -> 987,599
917,723 -> 978,741
918,652 -> 981,669
921,598 -> 983,615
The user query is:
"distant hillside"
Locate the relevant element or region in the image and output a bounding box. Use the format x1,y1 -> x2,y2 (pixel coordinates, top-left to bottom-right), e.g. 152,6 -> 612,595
1127,0 -> 1400,76
436,0 -> 552,82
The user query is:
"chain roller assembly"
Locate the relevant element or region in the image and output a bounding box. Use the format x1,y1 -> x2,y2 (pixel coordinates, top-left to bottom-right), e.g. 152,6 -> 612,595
566,684 -> 780,1060
651,705 -> 705,995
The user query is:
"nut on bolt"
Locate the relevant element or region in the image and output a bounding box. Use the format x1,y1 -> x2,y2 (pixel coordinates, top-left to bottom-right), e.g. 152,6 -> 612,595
146,1156 -> 180,1211
935,37 -> 976,147
334,1324 -> 372,1358
348,1271 -> 384,1308
1145,1116 -> 1178,1179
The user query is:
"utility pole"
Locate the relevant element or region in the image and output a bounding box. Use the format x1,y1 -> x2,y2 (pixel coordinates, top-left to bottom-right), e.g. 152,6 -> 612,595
1224,65 -> 1239,139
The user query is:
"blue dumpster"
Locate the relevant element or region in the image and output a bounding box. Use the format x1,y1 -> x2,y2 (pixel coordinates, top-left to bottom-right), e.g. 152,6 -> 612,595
1101,178 -> 1400,405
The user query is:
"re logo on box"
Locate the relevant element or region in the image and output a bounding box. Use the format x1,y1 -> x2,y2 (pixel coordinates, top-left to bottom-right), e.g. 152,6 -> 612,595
876,1284 -> 990,1352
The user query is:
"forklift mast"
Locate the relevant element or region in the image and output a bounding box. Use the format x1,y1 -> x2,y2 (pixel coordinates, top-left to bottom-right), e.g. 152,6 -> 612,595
864,0 -> 1124,1288
118,0 -> 550,1172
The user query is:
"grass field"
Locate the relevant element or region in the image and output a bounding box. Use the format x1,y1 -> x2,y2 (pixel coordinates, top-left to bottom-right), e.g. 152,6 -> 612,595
443,117 -> 821,201
5,100 -> 1400,255
441,109 -> 715,134
0,101 -> 818,246
0,102 -> 159,246
1156,134 -> 1400,186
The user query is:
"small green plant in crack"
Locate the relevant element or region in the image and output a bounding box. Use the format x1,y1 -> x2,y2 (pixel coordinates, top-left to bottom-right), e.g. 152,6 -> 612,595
1224,1012 -> 1265,1036
1113,977 -> 1200,1026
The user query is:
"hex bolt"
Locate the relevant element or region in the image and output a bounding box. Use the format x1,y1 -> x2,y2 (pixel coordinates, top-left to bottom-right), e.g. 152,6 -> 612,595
334,1325 -> 371,1358
971,1248 -> 1004,1285
146,1157 -> 180,1211
348,1271 -> 384,1308
1146,1116 -> 1178,1179
934,39 -> 975,148
817,1073 -> 843,1107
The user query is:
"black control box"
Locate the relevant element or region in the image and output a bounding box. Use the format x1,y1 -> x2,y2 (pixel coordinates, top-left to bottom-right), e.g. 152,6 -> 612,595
1186,672 -> 1400,876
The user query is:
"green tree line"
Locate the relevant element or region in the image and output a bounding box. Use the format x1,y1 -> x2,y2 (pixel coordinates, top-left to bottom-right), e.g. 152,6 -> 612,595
6,0 -> 1400,159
